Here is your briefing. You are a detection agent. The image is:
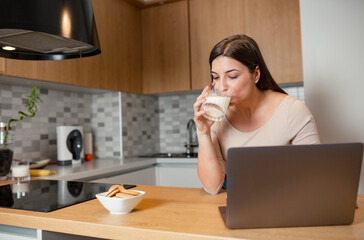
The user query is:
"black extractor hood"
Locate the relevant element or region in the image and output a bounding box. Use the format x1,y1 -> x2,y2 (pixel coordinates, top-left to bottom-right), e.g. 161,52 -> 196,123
0,0 -> 101,60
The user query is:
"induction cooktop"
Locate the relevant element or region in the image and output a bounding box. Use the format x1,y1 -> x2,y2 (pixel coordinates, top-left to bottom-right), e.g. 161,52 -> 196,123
0,180 -> 136,212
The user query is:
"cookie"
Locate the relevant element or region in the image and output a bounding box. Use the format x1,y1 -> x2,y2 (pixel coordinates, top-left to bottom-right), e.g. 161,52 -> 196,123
105,188 -> 119,197
106,185 -> 119,195
104,184 -> 140,198
115,192 -> 132,198
121,190 -> 140,196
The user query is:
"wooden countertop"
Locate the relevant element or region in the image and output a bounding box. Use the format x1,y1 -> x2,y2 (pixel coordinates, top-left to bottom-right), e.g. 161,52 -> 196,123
1,184 -> 364,239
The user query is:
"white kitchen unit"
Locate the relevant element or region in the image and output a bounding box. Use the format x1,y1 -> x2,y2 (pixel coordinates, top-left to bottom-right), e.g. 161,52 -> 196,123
0,224 -> 106,240
0,225 -> 41,240
156,161 -> 202,188
90,166 -> 157,186
89,161 -> 202,188
43,157 -> 201,188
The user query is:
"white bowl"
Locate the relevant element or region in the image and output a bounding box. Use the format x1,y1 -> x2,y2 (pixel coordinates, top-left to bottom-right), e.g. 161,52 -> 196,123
96,190 -> 145,214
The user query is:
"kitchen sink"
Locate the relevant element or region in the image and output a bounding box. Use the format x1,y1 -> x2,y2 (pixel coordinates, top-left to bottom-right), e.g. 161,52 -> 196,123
137,152 -> 198,158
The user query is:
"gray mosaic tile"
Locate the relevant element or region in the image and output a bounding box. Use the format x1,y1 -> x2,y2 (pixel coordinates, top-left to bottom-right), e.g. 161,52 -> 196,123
90,92 -> 121,158
157,86 -> 304,154
0,83 -> 93,161
121,92 -> 159,157
0,80 -> 305,163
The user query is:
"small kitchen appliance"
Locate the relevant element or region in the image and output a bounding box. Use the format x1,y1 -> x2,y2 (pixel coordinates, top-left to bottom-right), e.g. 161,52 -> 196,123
57,126 -> 84,165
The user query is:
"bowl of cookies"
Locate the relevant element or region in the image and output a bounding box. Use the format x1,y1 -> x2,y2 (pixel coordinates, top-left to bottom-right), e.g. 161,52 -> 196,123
96,185 -> 145,214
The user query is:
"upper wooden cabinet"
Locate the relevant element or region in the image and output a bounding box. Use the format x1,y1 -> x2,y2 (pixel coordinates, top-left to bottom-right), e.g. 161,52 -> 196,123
141,0 -> 190,94
4,0 -> 142,93
190,0 -> 303,90
244,0 -> 303,84
189,0 -> 246,90
2,0 -> 302,94
0,57 -> 4,75
126,0 -> 181,8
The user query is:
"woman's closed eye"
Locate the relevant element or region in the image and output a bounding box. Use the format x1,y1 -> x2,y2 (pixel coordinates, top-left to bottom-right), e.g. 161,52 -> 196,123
228,75 -> 238,79
211,75 -> 219,81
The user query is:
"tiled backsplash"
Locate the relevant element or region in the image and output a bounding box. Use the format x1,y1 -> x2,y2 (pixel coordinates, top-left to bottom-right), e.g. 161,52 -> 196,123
0,84 -> 92,161
91,92 -> 121,158
158,93 -> 199,153
121,92 -> 159,157
0,80 -> 304,161
157,86 -> 305,153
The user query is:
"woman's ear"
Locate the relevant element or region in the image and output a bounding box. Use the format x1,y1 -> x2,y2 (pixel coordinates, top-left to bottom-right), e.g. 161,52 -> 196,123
254,66 -> 260,84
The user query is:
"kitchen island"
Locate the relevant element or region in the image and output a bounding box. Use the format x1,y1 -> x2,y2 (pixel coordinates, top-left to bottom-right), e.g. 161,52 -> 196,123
1,183 -> 364,240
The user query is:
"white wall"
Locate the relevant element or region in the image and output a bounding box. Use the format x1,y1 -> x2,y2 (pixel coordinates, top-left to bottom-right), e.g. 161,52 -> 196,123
300,0 -> 364,193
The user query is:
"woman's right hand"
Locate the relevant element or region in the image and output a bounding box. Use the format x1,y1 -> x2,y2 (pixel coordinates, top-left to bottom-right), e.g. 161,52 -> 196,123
194,84 -> 215,135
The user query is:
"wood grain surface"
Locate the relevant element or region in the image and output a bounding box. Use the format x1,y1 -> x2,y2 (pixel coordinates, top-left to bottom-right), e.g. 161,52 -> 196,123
0,57 -> 5,75
244,0 -> 303,84
3,0 -> 143,93
189,0 -> 246,90
1,183 -> 363,240
142,0 -> 190,94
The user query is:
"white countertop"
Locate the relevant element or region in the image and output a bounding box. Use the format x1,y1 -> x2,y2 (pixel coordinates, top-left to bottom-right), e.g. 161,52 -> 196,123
40,157 -> 198,181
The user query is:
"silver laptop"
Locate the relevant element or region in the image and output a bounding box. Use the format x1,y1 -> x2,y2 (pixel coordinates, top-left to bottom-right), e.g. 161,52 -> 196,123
219,143 -> 363,229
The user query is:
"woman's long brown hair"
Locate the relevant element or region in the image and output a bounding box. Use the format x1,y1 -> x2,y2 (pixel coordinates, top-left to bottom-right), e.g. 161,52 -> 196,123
209,34 -> 286,94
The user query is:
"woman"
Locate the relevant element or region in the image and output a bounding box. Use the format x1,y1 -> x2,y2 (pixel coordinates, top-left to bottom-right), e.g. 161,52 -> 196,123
194,34 -> 320,194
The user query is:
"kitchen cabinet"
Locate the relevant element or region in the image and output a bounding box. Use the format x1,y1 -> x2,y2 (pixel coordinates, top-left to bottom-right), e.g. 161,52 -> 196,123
156,163 -> 202,188
145,0 -> 303,93
189,0 -> 246,90
0,57 -> 4,75
244,0 -> 303,84
0,225 -> 40,240
79,159 -> 200,188
141,0 -> 190,94
2,0 -> 302,94
43,158 -> 201,188
190,0 -> 303,90
126,0 -> 180,8
3,0 -> 143,93
91,166 -> 156,186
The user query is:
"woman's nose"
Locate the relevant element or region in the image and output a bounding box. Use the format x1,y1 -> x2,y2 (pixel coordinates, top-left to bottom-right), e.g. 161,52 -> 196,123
216,81 -> 228,92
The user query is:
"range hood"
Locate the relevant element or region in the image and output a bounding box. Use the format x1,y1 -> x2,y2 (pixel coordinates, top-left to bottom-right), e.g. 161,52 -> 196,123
0,0 -> 101,60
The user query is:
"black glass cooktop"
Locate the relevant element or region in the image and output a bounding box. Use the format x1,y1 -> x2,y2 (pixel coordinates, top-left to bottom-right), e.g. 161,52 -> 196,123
0,180 -> 136,213
137,152 -> 198,158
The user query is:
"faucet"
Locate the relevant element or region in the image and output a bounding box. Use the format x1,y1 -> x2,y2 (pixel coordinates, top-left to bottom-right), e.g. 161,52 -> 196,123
185,119 -> 198,156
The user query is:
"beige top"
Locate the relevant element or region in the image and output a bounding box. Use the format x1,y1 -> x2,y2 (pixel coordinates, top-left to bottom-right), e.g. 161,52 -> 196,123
211,95 -> 320,174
